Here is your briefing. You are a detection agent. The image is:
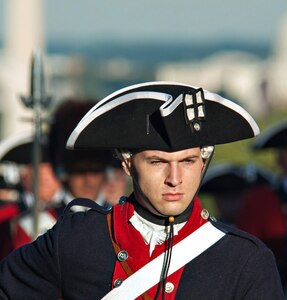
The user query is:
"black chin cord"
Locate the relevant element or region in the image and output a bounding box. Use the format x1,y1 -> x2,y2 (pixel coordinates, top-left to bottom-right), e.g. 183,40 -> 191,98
155,217 -> 175,300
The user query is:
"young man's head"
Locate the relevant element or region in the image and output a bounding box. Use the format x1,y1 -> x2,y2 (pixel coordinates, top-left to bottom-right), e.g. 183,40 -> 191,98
61,150 -> 109,200
67,82 -> 259,217
116,145 -> 213,216
48,98 -> 111,200
122,148 -> 204,216
20,162 -> 62,203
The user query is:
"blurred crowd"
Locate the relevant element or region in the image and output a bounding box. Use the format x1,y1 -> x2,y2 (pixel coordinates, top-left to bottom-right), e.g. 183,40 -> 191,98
0,98 -> 130,259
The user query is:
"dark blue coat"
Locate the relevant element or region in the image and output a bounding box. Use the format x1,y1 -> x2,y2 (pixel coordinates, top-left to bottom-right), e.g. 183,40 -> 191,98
0,199 -> 284,299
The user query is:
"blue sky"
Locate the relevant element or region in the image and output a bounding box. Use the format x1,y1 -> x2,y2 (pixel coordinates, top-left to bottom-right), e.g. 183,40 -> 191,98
1,0 -> 287,45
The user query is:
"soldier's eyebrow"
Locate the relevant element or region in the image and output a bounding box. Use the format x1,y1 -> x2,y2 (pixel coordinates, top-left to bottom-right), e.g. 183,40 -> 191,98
145,154 -> 200,162
145,155 -> 168,162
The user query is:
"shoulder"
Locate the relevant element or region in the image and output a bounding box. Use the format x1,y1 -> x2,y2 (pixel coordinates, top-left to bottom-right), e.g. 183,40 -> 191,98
201,217 -> 279,279
180,218 -> 284,298
210,217 -> 274,255
63,197 -> 111,215
48,200 -> 114,263
54,198 -> 112,241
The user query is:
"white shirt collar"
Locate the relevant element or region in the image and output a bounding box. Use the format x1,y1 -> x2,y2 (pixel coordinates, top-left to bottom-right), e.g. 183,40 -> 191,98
129,211 -> 186,256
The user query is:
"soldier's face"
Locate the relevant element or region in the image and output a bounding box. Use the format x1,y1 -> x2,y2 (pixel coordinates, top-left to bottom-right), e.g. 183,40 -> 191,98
21,163 -> 62,203
123,148 -> 204,216
67,171 -> 105,200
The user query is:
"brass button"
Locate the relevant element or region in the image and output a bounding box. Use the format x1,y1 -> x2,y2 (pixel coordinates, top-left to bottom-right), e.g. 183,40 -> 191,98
117,250 -> 128,262
165,282 -> 174,293
201,209 -> 209,220
114,278 -> 123,287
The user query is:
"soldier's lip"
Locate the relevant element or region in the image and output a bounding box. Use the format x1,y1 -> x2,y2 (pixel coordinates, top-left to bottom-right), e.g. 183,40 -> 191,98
162,193 -> 183,201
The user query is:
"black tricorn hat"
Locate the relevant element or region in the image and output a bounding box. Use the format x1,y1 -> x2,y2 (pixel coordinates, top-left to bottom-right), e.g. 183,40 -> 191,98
252,120 -> 287,150
67,82 -> 260,151
0,131 -> 51,164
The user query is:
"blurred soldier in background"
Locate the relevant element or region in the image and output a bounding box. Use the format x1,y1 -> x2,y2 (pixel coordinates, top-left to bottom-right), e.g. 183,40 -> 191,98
236,120 -> 287,290
200,163 -> 274,226
200,164 -> 250,226
0,131 -> 64,250
0,166 -> 22,260
102,154 -> 130,206
48,98 -> 113,209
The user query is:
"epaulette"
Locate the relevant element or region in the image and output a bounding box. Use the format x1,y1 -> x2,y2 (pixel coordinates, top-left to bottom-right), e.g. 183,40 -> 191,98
209,215 -> 265,247
63,198 -> 112,215
208,215 -> 229,234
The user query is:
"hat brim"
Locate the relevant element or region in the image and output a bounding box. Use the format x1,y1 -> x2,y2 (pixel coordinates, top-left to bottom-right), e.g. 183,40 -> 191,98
252,120 -> 287,150
67,81 -> 259,151
0,131 -> 50,164
200,163 -> 273,194
200,164 -> 249,194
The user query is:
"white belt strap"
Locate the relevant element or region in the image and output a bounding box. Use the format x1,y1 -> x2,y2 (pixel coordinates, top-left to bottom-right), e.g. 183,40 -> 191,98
102,221 -> 226,300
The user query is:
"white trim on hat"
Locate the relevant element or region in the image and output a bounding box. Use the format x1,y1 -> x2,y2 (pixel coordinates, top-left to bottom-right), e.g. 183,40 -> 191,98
205,91 -> 260,136
67,91 -> 170,149
78,81 -> 183,125
67,81 -> 260,149
253,120 -> 287,149
159,89 -> 259,137
160,94 -> 183,116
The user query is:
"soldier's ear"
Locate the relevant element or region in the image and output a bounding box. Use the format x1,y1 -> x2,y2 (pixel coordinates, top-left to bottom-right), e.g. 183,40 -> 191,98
122,159 -> 132,176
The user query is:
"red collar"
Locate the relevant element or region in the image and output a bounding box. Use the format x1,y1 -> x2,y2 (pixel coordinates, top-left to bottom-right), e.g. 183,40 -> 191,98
113,195 -> 208,269
111,195 -> 208,299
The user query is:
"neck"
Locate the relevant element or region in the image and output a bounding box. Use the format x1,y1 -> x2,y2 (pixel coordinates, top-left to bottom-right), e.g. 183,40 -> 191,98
131,194 -> 194,226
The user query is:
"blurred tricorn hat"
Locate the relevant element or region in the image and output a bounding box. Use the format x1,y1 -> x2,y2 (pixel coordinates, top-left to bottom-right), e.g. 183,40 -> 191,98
252,120 -> 287,150
62,149 -> 111,174
0,131 -> 51,164
201,163 -> 274,194
67,81 -> 259,151
48,99 -> 112,178
200,164 -> 250,194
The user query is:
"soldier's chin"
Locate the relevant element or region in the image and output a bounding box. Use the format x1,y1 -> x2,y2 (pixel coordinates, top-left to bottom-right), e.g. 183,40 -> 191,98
155,204 -> 187,218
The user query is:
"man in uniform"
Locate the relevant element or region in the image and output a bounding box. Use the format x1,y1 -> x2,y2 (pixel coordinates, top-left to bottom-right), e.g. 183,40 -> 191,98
0,82 -> 284,299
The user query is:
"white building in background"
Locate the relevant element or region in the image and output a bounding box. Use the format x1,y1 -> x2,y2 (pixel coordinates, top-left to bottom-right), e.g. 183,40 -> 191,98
156,51 -> 267,116
156,12 -> 287,118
